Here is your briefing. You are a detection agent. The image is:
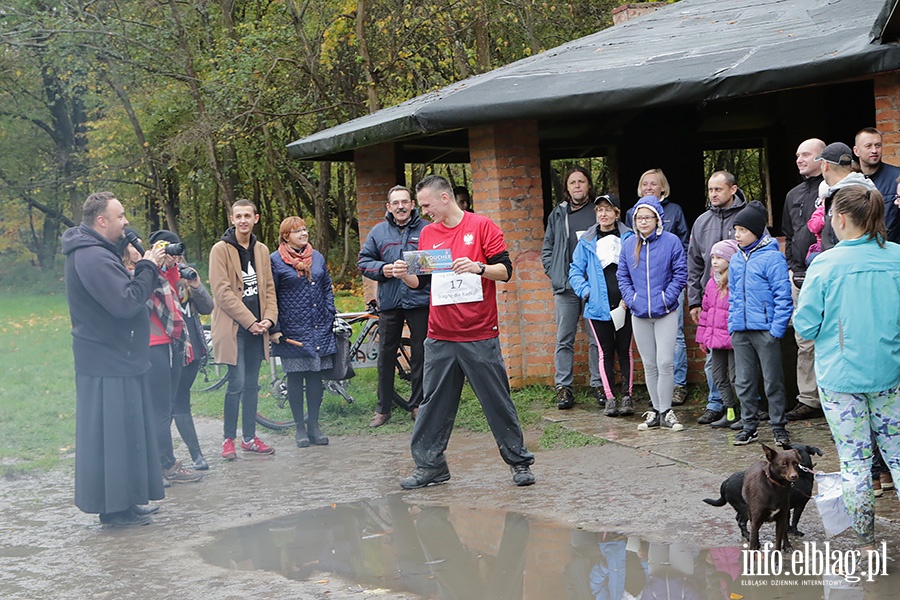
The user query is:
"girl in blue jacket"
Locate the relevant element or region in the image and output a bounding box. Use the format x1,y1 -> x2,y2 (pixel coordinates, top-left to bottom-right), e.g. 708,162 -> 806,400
794,186 -> 900,550
617,196 -> 687,431
727,201 -> 793,447
569,194 -> 635,417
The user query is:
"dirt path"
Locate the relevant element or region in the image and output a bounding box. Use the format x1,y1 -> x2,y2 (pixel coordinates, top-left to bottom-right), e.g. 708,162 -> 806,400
2,413 -> 899,599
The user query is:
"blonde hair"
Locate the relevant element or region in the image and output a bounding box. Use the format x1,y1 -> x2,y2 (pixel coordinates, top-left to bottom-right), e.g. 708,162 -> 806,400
714,262 -> 729,296
637,168 -> 670,201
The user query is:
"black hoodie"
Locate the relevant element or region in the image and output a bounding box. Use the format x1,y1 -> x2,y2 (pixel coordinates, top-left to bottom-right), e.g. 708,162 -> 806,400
60,224 -> 157,376
220,225 -> 261,323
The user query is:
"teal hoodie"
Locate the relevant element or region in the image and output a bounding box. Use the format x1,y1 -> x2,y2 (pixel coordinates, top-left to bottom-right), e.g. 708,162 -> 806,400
794,236 -> 900,393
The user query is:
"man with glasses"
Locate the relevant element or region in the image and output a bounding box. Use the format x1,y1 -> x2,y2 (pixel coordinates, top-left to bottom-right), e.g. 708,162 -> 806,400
358,185 -> 430,427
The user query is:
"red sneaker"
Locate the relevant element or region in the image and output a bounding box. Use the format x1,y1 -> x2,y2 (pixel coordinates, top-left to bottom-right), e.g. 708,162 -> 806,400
241,436 -> 275,455
222,438 -> 237,460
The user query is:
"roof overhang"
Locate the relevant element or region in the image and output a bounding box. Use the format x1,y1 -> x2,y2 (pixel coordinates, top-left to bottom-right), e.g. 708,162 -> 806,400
288,0 -> 900,162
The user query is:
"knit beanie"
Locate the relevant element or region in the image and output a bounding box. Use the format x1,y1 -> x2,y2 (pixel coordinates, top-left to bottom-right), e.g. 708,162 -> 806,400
710,239 -> 739,262
149,230 -> 182,245
732,201 -> 767,240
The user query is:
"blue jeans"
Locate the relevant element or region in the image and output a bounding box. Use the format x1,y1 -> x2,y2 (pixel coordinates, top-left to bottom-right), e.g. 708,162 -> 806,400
704,351 -> 723,411
674,292 -> 687,387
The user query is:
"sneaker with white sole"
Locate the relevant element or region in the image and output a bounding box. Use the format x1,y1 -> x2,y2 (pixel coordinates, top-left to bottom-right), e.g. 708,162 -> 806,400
637,410 -> 660,431
733,429 -> 759,446
241,436 -> 275,455
660,409 -> 684,431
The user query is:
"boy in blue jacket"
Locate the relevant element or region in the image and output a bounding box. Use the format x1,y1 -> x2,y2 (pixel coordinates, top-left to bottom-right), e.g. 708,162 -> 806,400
727,202 -> 793,447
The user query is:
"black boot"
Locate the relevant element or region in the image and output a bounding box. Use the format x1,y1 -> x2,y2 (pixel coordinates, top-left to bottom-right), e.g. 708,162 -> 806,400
306,393 -> 329,446
295,422 -> 310,448
173,413 -> 208,471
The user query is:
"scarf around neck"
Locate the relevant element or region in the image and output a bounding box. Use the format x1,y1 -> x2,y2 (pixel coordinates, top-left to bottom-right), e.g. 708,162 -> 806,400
279,242 -> 313,281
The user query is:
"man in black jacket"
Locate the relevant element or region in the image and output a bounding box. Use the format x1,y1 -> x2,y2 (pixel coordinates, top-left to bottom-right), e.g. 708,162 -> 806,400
782,138 -> 826,421
61,192 -> 166,527
358,185 -> 430,427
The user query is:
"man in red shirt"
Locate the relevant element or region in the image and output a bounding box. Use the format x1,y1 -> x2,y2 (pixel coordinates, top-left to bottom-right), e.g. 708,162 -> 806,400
393,175 -> 535,489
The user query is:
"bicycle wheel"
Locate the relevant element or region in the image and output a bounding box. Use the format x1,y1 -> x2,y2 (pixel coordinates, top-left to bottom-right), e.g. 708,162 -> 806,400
392,337 -> 413,412
256,356 -> 295,430
193,325 -> 229,392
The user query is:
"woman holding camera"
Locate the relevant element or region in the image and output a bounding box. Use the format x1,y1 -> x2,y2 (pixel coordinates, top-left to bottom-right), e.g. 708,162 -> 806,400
155,233 -> 215,471
270,217 -> 336,448
146,230 -> 204,483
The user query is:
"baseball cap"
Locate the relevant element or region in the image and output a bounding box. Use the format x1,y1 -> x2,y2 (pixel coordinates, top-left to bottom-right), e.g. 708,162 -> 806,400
814,142 -> 854,166
594,194 -> 621,209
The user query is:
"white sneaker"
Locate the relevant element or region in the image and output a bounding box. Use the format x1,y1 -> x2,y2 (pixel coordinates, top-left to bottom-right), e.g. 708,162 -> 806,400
637,410 -> 660,431
661,409 -> 684,431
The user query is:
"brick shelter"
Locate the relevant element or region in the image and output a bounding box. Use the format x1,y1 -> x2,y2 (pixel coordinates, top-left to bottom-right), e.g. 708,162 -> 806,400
289,0 -> 900,387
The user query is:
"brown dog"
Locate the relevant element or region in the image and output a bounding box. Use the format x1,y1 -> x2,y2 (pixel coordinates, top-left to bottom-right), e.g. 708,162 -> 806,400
743,443 -> 801,551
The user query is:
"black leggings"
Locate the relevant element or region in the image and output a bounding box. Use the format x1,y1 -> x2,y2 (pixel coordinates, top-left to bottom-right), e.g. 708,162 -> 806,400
286,371 -> 324,425
588,316 -> 634,400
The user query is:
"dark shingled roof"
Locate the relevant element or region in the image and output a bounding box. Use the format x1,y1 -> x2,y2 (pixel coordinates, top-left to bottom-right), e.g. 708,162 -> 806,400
288,0 -> 900,160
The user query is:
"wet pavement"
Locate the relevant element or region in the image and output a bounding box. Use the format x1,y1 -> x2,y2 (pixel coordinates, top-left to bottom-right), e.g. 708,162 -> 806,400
3,399 -> 900,599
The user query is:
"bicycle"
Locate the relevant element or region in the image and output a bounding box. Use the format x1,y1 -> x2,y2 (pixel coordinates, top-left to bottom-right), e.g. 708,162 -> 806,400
191,324 -> 229,392
256,301 -> 413,431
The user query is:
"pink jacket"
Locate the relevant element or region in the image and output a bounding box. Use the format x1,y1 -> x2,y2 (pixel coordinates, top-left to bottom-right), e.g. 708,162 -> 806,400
696,275 -> 732,350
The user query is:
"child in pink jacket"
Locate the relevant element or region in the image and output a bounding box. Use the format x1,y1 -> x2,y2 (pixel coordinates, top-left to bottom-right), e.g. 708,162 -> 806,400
696,239 -> 740,428
805,180 -> 829,265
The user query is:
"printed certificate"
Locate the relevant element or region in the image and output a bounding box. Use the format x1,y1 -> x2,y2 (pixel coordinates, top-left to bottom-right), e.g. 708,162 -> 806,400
403,249 -> 453,275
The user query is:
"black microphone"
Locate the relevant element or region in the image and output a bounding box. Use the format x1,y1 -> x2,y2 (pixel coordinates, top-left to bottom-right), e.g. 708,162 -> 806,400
125,230 -> 145,255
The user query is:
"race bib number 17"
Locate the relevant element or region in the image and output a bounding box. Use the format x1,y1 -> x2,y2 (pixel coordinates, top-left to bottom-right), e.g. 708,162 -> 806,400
431,271 -> 483,306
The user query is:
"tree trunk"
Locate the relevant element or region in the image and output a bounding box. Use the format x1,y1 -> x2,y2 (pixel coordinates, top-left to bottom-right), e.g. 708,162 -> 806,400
315,161 -> 332,256
356,0 -> 380,114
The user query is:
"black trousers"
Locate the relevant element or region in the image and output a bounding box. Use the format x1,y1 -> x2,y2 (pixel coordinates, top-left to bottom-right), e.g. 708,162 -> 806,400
410,338 -> 533,470
376,306 -> 428,414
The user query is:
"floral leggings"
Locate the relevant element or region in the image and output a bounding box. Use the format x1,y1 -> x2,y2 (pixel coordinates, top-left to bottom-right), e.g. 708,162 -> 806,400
820,386 -> 900,545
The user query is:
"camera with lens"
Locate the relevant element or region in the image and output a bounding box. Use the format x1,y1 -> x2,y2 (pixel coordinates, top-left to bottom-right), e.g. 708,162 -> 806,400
156,240 -> 186,256
179,266 -> 198,281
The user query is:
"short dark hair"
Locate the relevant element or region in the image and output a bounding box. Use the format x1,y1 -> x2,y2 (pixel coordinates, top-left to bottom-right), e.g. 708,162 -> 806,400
453,186 -> 470,200
711,170 -> 736,187
387,185 -> 412,202
416,174 -> 453,197
231,198 -> 258,214
82,192 -> 117,226
855,127 -> 881,142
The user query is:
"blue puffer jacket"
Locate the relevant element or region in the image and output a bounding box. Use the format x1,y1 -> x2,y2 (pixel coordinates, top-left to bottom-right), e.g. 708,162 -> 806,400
270,249 -> 336,359
569,222 -> 633,320
727,235 -> 792,338
357,209 -> 430,311
617,196 -> 688,319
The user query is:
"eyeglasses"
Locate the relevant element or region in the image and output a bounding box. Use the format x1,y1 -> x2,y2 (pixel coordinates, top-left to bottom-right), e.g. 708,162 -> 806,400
290,228 -> 308,234
388,199 -> 412,207
634,215 -> 656,223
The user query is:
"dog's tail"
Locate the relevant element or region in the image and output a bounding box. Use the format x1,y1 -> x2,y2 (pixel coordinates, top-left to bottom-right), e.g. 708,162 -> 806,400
703,495 -> 727,507
703,479 -> 729,507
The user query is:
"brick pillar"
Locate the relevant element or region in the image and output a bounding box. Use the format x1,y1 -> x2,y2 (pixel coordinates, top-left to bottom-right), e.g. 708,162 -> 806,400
354,143 -> 403,303
470,120 -> 554,386
875,73 -> 900,163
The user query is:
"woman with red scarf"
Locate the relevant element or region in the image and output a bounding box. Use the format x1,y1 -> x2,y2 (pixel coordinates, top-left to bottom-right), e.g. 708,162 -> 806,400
270,217 -> 336,447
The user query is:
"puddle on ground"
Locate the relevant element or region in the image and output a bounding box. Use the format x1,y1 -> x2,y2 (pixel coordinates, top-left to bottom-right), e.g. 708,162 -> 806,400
200,495 -> 899,599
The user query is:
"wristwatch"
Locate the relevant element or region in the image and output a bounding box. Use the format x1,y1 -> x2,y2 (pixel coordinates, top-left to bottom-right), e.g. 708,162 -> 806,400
477,262 -> 486,276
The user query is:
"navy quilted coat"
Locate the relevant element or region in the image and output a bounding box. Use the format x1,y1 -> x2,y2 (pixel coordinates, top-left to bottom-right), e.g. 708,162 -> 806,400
270,249 -> 336,359
727,235 -> 792,338
617,196 -> 687,319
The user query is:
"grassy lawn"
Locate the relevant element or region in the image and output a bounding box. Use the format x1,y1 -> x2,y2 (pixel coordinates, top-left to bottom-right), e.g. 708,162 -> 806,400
0,275 -> 598,475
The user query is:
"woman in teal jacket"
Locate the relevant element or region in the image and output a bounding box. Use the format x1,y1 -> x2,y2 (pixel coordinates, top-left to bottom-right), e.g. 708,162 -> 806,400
794,186 -> 900,550
569,194 -> 634,417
